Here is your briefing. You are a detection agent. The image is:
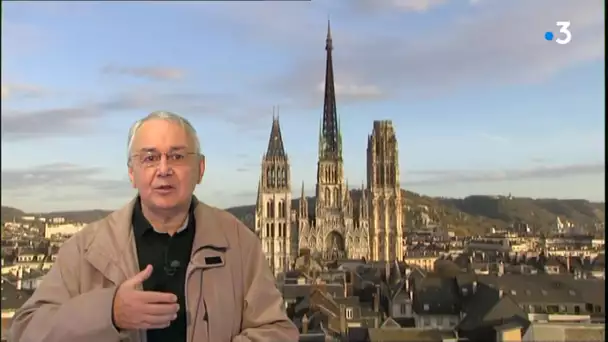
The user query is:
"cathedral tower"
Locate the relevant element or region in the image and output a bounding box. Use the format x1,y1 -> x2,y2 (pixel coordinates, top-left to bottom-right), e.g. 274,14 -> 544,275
367,120 -> 404,261
255,113 -> 292,276
315,21 -> 348,259
291,21 -> 369,261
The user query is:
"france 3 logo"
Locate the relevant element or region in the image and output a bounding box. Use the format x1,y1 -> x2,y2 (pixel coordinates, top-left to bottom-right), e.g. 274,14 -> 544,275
544,21 -> 572,45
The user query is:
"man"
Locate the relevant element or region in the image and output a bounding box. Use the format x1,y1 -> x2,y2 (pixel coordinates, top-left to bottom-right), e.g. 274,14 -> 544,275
9,111 -> 299,342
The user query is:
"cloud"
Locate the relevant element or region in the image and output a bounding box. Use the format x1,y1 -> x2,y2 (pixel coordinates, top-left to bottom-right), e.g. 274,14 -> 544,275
479,133 -> 509,144
230,190 -> 258,199
101,65 -> 186,81
1,106 -> 99,140
405,162 -> 605,186
1,163 -> 131,196
250,0 -> 604,106
349,0 -> 449,12
1,89 -> 269,141
1,163 -> 135,212
1,83 -> 49,100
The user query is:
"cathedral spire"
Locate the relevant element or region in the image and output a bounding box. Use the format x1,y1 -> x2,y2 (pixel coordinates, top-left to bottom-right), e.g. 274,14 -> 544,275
319,19 -> 341,160
255,177 -> 262,210
299,181 -> 308,217
265,111 -> 287,159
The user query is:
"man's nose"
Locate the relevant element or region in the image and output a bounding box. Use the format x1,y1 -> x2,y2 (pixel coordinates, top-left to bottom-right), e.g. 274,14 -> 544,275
157,155 -> 172,176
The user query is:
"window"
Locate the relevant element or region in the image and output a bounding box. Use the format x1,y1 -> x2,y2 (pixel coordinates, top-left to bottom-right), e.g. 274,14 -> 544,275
558,305 -> 566,313
574,305 -> 581,314
547,305 -> 559,314
423,304 -> 430,311
400,304 -> 407,314
533,305 -> 543,313
586,304 -> 594,312
437,316 -> 443,325
346,308 -> 353,319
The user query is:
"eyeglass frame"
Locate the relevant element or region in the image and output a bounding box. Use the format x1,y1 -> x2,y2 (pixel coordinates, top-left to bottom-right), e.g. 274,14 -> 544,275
129,149 -> 202,169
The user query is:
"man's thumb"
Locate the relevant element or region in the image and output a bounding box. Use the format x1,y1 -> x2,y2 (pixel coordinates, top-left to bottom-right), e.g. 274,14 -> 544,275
127,264 -> 153,286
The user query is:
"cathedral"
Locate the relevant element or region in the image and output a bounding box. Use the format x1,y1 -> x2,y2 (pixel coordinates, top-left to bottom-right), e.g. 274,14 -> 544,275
255,22 -> 404,275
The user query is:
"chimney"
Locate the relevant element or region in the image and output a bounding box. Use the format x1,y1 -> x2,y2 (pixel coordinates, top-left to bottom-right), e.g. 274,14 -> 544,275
373,285 -> 380,313
16,266 -> 23,290
339,304 -> 347,336
302,314 -> 309,334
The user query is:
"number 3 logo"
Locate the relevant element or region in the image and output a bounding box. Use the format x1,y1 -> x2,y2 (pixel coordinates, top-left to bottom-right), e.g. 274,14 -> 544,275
555,21 -> 572,45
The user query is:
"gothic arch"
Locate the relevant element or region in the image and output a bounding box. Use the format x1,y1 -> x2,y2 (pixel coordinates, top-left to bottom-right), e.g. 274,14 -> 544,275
324,231 -> 346,260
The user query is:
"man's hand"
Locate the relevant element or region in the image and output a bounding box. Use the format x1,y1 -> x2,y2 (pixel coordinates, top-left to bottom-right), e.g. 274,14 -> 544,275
112,265 -> 179,330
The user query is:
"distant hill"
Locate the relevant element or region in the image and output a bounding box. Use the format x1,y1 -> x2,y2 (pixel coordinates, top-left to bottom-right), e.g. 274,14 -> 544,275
0,206 -> 25,221
2,191 -> 604,236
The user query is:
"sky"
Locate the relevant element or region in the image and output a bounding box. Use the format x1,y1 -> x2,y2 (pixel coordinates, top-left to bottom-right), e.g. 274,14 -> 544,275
1,0 -> 605,213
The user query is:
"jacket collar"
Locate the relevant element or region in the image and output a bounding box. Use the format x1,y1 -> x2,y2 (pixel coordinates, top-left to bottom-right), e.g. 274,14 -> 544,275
84,196 -> 229,285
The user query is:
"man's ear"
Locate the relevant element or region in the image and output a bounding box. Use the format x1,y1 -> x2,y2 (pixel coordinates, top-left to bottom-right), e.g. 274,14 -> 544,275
197,155 -> 205,184
128,166 -> 137,188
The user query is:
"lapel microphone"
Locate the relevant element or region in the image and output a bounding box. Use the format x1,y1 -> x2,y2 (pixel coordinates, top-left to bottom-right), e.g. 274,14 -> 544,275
164,259 -> 181,276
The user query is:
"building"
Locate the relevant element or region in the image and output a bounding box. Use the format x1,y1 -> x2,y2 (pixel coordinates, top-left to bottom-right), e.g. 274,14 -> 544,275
367,121 -> 404,261
43,223 -> 84,239
255,22 -> 404,274
296,22 -> 370,263
255,112 -> 294,276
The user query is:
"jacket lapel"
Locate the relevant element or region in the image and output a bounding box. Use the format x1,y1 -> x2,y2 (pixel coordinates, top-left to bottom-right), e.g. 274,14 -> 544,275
83,197 -> 140,287
190,197 -> 230,255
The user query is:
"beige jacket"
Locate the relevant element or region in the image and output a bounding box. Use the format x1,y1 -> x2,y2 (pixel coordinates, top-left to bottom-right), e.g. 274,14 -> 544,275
9,197 -> 299,342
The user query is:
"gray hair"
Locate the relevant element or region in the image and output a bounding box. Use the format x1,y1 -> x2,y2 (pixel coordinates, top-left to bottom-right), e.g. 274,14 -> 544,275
127,111 -> 201,162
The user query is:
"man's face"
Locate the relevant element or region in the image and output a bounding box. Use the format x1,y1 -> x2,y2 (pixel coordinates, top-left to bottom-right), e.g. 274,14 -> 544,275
128,119 -> 205,211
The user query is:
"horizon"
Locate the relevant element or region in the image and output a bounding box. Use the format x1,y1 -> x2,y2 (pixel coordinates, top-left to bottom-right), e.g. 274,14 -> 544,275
1,0 -> 605,212
2,191 -> 605,215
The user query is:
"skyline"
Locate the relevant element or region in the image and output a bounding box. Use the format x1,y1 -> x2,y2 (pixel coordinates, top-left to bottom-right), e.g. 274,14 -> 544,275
1,0 -> 605,213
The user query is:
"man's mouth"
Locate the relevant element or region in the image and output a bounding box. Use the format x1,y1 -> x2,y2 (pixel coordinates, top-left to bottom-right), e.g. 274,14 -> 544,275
155,185 -> 174,190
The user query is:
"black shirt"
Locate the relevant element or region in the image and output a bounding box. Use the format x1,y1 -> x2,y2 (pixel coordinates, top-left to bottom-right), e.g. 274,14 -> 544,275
132,197 -> 195,342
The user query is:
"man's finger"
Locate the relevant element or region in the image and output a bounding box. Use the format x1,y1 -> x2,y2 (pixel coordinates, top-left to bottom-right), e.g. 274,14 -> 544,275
143,321 -> 172,330
143,313 -> 178,326
136,291 -> 178,304
144,303 -> 180,316
124,264 -> 154,287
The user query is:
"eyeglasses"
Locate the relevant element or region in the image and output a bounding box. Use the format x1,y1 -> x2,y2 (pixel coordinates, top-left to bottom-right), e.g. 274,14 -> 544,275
130,151 -> 199,168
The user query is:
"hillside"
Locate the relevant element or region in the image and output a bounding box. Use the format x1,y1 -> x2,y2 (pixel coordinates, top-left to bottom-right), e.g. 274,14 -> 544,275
2,191 -> 604,235
223,192 -> 605,235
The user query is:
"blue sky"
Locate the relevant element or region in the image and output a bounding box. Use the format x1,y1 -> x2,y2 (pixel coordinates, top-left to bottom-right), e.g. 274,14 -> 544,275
1,0 -> 604,212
